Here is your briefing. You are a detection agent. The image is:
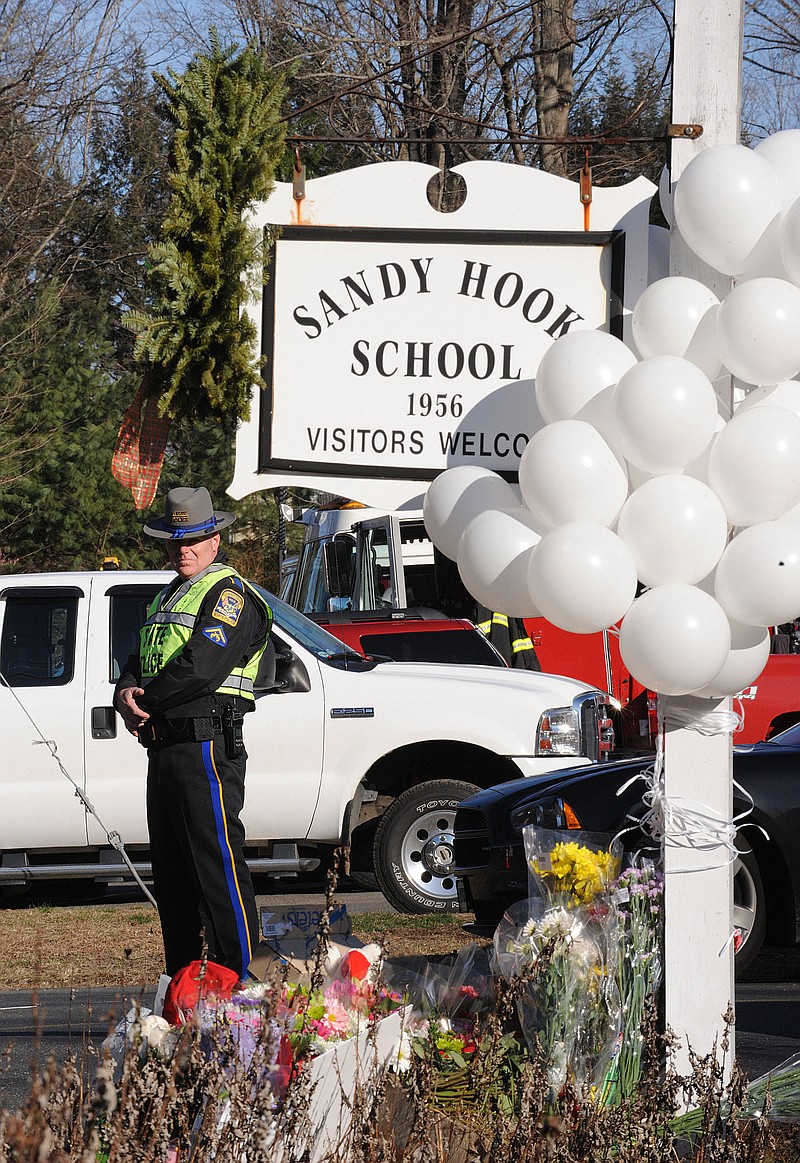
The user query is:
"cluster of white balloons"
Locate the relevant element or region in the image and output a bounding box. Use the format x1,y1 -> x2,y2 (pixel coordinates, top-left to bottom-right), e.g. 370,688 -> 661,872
423,131 -> 800,698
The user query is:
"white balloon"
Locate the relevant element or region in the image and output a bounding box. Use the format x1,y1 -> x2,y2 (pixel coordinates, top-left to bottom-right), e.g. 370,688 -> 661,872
612,356 -> 719,474
423,467 -> 518,561
518,420 -> 629,530
534,330 -> 637,424
779,195 -> 800,288
735,379 -> 800,421
617,475 -> 728,587
707,405 -> 800,525
527,523 -> 638,634
755,130 -> 800,212
619,586 -> 732,696
573,383 -> 627,466
673,144 -> 781,275
716,277 -> 800,384
714,521 -> 800,626
781,497 -> 800,525
456,508 -> 542,617
692,620 -> 770,698
736,215 -> 791,282
683,413 -> 726,486
632,277 -> 723,380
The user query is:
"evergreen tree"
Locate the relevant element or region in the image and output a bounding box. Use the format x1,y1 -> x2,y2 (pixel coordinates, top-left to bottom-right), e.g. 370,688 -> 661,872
87,49 -> 173,358
130,31 -> 287,423
0,293 -> 159,571
568,57 -> 669,190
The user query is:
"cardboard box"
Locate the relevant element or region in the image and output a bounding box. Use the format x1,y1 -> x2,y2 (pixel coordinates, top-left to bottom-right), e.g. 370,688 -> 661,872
258,901 -> 354,962
247,940 -> 313,984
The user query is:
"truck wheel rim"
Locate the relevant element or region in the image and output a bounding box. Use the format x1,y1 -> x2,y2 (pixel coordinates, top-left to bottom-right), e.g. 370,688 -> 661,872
399,806 -> 458,902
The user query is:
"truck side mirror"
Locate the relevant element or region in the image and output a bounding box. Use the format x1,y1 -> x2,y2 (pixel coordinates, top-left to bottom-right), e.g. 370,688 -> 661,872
322,538 -> 355,599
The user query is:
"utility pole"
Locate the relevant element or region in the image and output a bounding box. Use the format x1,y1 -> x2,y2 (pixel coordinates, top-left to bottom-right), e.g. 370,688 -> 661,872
665,0 -> 745,1077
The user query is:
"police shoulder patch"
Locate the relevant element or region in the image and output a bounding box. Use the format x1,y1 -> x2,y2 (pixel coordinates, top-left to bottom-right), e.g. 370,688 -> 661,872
213,588 -> 244,626
203,624 -> 228,647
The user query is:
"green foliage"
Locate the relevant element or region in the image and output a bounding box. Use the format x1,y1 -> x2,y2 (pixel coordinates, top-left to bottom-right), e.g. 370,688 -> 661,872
87,49 -> 173,345
129,31 -> 288,424
0,292 -> 161,572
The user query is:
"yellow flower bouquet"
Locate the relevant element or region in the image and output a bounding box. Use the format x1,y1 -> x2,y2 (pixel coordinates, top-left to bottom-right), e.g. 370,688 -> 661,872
523,826 -> 622,908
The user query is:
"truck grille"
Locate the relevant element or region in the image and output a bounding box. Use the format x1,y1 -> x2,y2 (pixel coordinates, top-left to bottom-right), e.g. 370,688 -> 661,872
452,806 -> 491,870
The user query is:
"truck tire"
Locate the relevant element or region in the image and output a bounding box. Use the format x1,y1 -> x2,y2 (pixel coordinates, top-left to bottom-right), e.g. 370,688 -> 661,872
372,779 -> 480,914
734,845 -> 766,977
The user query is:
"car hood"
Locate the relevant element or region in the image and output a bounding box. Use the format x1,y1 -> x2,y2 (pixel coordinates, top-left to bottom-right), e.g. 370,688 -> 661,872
459,756 -> 651,813
366,660 -> 604,702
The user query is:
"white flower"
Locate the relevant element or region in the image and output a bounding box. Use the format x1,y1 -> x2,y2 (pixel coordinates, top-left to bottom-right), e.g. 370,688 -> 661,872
393,1029 -> 415,1073
538,907 -> 583,944
239,982 -> 273,1002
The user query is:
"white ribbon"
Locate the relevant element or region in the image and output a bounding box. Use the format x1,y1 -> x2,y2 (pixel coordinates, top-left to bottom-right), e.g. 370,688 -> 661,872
614,701 -> 751,871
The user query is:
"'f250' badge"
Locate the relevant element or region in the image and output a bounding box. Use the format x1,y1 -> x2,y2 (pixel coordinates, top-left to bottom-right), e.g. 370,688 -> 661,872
213,588 -> 244,626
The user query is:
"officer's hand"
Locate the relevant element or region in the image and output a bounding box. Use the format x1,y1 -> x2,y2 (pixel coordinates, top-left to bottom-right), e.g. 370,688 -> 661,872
116,687 -> 150,735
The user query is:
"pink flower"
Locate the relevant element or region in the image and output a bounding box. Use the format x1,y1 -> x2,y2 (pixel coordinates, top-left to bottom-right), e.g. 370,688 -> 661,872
311,996 -> 352,1040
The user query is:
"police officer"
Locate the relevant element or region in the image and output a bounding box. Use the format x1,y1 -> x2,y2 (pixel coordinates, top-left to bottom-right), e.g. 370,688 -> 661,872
115,487 -> 272,980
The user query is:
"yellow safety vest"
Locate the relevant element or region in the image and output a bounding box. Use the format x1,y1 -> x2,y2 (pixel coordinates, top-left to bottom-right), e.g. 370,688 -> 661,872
139,565 -> 272,702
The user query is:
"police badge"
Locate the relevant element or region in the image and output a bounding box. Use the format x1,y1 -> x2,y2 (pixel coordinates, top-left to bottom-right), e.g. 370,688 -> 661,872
213,588 -> 244,626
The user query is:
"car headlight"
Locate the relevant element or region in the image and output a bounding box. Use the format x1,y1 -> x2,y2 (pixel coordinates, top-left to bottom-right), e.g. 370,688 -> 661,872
536,706 -> 581,756
511,795 -> 584,835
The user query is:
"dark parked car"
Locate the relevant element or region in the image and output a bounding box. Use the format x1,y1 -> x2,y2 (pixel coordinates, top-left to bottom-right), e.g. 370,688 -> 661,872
453,723 -> 800,974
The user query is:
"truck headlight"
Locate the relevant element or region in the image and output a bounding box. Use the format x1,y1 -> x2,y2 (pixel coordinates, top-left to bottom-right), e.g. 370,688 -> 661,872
536,707 -> 580,756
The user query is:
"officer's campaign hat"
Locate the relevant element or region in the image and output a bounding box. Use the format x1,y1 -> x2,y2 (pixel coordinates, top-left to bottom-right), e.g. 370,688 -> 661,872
143,487 -> 237,540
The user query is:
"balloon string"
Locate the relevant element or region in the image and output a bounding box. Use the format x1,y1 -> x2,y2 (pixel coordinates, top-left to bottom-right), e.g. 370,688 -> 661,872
614,700 -> 747,874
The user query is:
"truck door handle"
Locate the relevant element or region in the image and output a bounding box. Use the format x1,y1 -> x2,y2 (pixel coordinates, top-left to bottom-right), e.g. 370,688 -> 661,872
91,706 -> 117,739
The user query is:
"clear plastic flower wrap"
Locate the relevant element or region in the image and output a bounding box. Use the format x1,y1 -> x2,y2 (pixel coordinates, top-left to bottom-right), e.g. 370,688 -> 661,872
384,941 -> 494,1022
492,895 -> 622,1098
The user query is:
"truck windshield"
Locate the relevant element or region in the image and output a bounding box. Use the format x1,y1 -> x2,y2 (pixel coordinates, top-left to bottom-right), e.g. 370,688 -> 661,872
255,586 -> 364,661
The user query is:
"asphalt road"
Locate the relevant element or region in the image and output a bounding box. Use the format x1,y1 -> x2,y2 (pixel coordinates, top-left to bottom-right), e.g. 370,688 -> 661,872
1,880 -> 799,1115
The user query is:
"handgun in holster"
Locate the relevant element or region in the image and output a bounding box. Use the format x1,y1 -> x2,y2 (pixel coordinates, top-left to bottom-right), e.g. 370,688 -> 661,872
222,704 -> 245,759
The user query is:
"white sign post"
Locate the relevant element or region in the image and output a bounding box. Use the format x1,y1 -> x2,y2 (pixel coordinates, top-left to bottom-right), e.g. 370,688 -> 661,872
664,0 -> 745,1077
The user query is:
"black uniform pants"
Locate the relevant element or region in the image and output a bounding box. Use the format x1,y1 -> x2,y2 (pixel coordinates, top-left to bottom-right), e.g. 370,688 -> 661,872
146,738 -> 259,979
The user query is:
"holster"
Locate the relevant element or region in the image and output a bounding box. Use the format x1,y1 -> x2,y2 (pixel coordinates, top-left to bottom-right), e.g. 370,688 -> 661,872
222,704 -> 245,760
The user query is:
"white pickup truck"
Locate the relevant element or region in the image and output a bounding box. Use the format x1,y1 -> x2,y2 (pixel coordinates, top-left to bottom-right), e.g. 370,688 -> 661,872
0,570 -> 614,912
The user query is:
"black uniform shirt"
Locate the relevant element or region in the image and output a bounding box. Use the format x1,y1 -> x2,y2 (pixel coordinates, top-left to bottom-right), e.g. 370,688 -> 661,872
116,574 -> 269,719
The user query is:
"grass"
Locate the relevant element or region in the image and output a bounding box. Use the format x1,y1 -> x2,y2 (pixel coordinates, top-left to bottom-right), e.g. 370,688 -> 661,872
0,904 -> 483,990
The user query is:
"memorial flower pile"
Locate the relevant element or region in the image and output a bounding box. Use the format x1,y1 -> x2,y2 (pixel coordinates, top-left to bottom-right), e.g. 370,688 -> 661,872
109,944 -> 405,1095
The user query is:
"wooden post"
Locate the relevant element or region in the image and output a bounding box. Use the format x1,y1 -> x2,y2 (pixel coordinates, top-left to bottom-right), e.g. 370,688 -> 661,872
665,0 -> 744,1077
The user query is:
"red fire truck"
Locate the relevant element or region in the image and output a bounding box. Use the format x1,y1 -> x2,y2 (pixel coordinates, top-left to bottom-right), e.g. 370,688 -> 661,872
281,499 -> 800,749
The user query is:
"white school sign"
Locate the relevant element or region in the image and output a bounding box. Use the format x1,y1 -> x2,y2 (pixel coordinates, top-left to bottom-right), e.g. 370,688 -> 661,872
230,162 -> 657,507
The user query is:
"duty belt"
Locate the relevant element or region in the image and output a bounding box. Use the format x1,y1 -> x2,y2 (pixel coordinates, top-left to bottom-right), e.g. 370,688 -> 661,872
138,715 -> 224,748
